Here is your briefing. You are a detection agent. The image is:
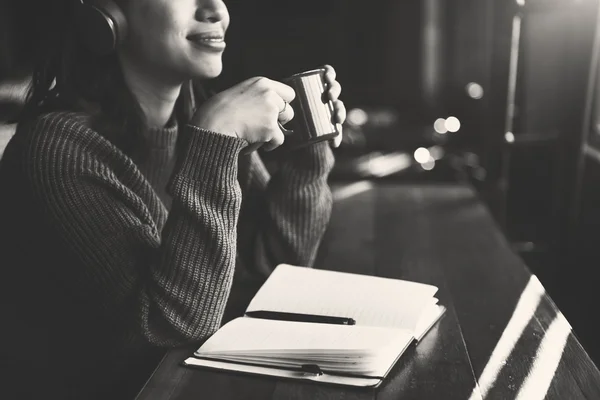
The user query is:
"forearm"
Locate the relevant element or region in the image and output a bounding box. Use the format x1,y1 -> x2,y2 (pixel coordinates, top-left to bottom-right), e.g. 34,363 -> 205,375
141,126 -> 247,345
239,142 -> 335,275
26,117 -> 248,348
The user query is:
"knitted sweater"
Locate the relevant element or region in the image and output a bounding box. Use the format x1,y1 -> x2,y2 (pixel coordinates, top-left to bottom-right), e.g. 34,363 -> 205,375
0,111 -> 334,399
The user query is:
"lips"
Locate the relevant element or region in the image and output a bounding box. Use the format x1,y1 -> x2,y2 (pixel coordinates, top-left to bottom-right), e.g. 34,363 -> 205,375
187,32 -> 225,43
187,31 -> 226,53
187,32 -> 226,51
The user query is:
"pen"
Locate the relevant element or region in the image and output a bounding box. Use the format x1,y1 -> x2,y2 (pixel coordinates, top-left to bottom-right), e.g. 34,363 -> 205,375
245,310 -> 356,325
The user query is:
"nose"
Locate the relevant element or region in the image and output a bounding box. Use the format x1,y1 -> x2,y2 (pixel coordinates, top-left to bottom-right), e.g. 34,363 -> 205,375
195,0 -> 228,23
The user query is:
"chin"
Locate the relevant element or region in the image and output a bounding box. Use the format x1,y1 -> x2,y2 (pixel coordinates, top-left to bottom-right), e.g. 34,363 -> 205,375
191,61 -> 223,80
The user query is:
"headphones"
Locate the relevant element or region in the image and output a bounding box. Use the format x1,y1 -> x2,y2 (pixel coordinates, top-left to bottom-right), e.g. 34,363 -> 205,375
75,0 -> 128,56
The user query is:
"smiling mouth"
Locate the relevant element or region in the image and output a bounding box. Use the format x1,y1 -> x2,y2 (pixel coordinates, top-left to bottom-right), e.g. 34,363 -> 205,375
187,34 -> 226,51
192,37 -> 224,42
187,33 -> 225,41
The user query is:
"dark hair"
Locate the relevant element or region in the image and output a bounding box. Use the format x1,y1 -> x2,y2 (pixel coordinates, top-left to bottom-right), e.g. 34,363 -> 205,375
19,0 -> 202,155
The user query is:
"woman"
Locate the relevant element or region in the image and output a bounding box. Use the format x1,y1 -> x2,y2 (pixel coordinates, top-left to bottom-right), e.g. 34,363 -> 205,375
0,0 -> 345,398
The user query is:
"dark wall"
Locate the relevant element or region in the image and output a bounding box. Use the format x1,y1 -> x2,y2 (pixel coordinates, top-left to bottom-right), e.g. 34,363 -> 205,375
215,0 -> 426,118
0,0 -> 48,80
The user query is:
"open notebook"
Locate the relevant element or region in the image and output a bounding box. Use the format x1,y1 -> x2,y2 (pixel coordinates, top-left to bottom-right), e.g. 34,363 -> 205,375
184,264 -> 446,387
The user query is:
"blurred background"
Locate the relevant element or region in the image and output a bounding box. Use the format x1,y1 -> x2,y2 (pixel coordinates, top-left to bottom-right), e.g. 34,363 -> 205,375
3,0 -> 600,363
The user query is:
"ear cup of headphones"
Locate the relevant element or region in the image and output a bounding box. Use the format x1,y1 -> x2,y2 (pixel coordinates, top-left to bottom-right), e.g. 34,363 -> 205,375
75,0 -> 128,56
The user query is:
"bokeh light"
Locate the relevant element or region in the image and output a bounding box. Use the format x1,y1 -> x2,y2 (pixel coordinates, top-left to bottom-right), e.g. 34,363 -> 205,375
434,118 -> 447,134
466,82 -> 484,99
347,108 -> 369,126
414,147 -> 431,164
445,117 -> 461,133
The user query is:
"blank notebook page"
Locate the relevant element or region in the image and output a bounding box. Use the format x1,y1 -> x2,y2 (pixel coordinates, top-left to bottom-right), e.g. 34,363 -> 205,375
246,264 -> 439,330
195,317 -> 414,376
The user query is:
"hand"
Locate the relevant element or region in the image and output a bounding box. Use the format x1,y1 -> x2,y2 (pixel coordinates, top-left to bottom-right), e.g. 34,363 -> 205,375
322,64 -> 346,148
191,77 -> 296,151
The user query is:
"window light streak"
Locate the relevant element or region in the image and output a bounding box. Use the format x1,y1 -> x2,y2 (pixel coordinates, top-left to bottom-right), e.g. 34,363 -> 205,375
354,152 -> 412,178
332,181 -> 374,202
422,0 -> 442,104
468,275 -> 545,400
514,313 -> 571,400
505,15 -> 521,134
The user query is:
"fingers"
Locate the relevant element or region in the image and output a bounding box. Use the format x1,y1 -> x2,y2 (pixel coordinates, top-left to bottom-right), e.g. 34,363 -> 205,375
262,127 -> 285,151
332,99 -> 346,124
250,76 -> 296,103
240,77 -> 296,151
278,101 -> 295,125
327,80 -> 342,102
322,64 -> 336,81
332,124 -> 343,148
321,65 -> 343,105
322,65 -> 339,99
241,142 -> 264,155
249,76 -> 296,123
331,97 -> 345,149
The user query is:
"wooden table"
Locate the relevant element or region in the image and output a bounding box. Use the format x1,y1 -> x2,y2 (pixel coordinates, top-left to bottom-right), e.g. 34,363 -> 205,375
135,182 -> 600,399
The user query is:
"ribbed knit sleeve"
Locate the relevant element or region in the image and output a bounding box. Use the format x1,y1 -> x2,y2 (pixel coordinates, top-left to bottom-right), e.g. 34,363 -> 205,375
237,141 -> 335,277
22,113 -> 247,347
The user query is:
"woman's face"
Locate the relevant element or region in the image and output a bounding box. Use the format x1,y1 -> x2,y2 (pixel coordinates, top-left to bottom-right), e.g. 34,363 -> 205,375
119,0 -> 230,83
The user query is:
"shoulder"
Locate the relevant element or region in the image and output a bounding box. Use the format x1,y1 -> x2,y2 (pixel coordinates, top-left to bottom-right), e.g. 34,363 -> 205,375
19,111 -> 131,173
24,111 -> 106,149
29,110 -> 92,131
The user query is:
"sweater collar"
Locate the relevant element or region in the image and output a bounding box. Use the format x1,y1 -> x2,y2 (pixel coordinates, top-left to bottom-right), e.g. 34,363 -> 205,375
142,117 -> 179,149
